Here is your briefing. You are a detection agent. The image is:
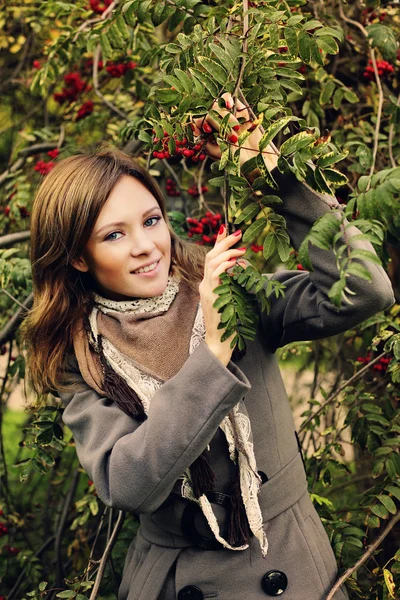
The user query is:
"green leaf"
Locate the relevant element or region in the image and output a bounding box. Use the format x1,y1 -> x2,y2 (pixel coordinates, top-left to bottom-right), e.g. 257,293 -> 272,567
320,80 -> 335,105
198,56 -> 227,87
221,303 -> 235,324
263,234 -> 276,260
164,75 -> 186,93
298,32 -> 311,63
365,513 -> 380,528
280,130 -> 317,156
234,204 -> 260,224
100,33 -> 112,59
56,592 -> 76,599
366,24 -> 398,62
168,9 -> 185,31
209,43 -> 234,73
242,218 -> 268,243
259,116 -> 298,151
284,27 -> 298,56
323,168 -> 348,186
317,36 -> 339,54
333,88 -> 344,110
385,485 -> 400,502
174,69 -> 193,94
189,68 -> 219,97
213,294 -> 231,311
378,494 -> 397,515
276,236 -> 291,262
343,89 -> 358,104
155,88 -> 181,105
371,503 -> 389,519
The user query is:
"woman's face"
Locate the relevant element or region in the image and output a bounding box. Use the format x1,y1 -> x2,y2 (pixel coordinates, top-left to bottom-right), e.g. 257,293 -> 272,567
72,175 -> 172,300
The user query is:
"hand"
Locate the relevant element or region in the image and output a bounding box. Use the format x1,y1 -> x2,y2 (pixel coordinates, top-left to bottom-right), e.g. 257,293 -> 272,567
199,225 -> 247,366
191,92 -> 278,172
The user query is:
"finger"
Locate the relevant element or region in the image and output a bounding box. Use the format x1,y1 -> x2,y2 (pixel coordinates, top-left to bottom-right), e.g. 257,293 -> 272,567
235,97 -> 250,121
206,229 -> 242,260
213,257 -> 240,280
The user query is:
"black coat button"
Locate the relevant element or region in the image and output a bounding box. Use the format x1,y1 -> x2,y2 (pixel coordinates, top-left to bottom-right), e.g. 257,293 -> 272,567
178,585 -> 204,600
258,470 -> 268,484
261,570 -> 288,596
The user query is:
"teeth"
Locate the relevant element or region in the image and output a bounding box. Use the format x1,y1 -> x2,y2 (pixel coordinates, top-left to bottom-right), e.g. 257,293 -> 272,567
135,261 -> 158,274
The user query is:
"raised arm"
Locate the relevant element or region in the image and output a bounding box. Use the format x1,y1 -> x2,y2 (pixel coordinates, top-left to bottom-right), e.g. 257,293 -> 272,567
58,341 -> 250,514
261,169 -> 395,352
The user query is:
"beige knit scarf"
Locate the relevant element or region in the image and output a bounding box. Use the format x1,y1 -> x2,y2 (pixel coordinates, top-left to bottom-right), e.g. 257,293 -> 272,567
73,277 -> 268,557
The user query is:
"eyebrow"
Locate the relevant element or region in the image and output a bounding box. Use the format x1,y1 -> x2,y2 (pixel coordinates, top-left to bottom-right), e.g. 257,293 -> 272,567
95,205 -> 161,236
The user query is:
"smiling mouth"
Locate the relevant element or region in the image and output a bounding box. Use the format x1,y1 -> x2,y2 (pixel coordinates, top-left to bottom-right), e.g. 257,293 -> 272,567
133,260 -> 160,274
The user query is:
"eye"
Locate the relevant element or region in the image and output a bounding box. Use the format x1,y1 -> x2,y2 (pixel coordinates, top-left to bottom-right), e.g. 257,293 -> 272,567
144,216 -> 161,227
105,231 -> 123,241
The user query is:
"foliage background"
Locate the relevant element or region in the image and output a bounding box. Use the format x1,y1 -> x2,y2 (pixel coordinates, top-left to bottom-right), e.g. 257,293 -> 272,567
0,0 -> 399,599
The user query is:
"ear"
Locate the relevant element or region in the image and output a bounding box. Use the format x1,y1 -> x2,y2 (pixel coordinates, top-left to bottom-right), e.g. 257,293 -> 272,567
70,256 -> 90,273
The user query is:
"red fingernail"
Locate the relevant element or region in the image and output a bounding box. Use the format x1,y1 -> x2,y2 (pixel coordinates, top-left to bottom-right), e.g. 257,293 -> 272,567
218,224 -> 225,235
233,230 -> 242,236
238,247 -> 246,251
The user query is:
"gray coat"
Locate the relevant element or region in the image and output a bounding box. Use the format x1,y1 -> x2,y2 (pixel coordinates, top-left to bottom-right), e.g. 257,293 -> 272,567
59,172 -> 395,600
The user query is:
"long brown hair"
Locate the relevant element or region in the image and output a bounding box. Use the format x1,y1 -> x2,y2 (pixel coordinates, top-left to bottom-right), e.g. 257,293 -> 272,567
23,147 -> 206,395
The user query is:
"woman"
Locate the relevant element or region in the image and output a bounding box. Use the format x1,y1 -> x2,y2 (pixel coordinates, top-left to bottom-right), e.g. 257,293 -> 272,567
24,96 -> 394,600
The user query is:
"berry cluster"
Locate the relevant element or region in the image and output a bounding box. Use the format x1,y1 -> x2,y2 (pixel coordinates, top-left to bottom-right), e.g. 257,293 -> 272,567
0,522 -> 8,537
152,131 -> 206,162
106,61 -> 137,77
363,59 -> 394,81
187,212 -> 222,245
251,244 -> 263,253
187,184 -> 208,197
165,178 -> 181,197
361,8 -> 386,24
357,353 -> 392,372
34,160 -> 55,175
76,100 -> 94,121
54,72 -> 90,105
88,0 -> 112,14
4,545 -> 20,555
33,149 -> 60,177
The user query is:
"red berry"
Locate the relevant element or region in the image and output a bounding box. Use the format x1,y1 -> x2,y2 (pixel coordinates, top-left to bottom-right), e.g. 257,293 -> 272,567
4,206 -> 10,216
232,124 -> 240,131
202,122 -> 213,134
199,154 -> 206,161
228,134 -> 238,144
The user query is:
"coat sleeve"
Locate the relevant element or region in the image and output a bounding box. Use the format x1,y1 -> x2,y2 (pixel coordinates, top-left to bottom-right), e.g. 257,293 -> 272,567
58,341 -> 251,514
260,169 -> 395,352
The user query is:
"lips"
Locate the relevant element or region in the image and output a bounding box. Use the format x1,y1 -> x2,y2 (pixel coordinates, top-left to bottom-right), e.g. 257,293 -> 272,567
132,259 -> 161,274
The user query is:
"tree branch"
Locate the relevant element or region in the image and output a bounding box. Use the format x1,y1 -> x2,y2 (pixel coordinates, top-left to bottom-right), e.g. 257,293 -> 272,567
0,293 -> 33,346
0,231 -> 31,249
88,510 -> 125,600
326,511 -> 400,600
338,2 -> 384,186
299,350 -> 389,433
388,91 -> 400,169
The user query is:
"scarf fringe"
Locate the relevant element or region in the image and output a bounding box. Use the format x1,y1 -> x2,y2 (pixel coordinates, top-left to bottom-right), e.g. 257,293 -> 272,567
190,450 -> 216,499
98,335 -> 147,422
228,457 -> 252,547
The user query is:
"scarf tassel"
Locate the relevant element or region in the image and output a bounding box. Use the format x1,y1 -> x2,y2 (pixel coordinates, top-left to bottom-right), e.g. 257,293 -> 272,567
228,458 -> 252,547
190,450 -> 216,499
98,335 -> 147,423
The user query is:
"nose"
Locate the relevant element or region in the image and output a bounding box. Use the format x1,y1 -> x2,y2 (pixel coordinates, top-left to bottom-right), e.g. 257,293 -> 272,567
129,229 -> 156,256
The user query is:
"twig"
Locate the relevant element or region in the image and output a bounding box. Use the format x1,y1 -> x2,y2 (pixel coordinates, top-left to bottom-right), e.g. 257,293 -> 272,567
0,293 -> 33,346
388,91 -> 400,168
232,0 -> 249,99
299,350 -> 389,433
7,535 -> 55,600
196,156 -> 208,212
88,510 -> 125,600
325,511 -> 400,600
72,1 -> 117,43
338,3 -> 384,186
54,470 -> 81,590
1,288 -> 31,310
92,44 -> 130,121
0,231 -> 31,249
